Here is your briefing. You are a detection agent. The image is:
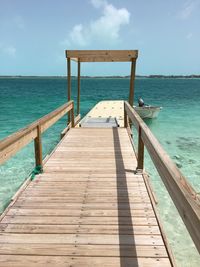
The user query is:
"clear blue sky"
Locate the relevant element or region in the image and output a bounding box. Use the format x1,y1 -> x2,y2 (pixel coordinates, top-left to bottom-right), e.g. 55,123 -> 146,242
0,0 -> 199,76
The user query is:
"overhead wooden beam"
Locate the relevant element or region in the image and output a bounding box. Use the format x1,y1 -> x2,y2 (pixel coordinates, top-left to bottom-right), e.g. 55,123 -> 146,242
66,50 -> 138,62
73,57 -> 136,62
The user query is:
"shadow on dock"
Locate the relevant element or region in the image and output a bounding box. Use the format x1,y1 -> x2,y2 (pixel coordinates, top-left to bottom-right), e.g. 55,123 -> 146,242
113,128 -> 139,267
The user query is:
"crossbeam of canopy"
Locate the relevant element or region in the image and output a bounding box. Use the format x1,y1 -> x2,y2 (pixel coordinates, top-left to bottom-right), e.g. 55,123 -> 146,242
65,50 -> 138,122
65,50 -> 138,62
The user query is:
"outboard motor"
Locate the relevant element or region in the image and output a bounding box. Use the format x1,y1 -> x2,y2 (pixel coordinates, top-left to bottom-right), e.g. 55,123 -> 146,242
138,98 -> 145,107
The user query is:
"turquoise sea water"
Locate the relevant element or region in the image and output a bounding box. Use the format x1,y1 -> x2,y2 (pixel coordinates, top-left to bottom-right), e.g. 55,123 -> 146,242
0,77 -> 200,266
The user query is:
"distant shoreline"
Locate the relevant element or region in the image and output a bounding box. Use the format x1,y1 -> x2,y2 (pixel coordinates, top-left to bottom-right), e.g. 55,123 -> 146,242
0,75 -> 200,79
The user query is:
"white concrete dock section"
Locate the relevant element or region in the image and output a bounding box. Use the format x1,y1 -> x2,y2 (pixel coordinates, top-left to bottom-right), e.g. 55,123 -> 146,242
80,101 -> 124,127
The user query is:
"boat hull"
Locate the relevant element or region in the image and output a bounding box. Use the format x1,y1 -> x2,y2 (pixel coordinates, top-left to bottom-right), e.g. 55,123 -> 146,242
134,106 -> 162,119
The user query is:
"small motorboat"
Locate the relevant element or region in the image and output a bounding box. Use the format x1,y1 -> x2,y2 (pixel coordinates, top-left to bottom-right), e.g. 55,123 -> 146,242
134,98 -> 162,119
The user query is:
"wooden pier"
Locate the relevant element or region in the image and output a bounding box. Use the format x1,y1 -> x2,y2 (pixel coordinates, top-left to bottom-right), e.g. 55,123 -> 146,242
0,126 -> 173,266
0,50 -> 199,266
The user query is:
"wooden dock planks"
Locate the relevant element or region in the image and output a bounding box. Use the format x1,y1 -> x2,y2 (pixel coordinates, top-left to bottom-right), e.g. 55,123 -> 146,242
0,128 -> 172,266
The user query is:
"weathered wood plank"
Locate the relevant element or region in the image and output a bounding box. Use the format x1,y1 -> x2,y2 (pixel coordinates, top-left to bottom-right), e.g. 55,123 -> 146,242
0,255 -> 171,267
28,182 -> 144,188
16,196 -> 151,203
0,224 -> 160,235
21,189 -> 148,196
0,243 -> 168,257
2,216 -> 158,226
13,202 -> 152,210
34,173 -> 143,179
7,208 -> 154,217
0,233 -> 164,245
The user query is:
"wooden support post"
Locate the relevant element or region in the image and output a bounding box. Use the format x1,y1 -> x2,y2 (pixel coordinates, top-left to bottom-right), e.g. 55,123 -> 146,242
137,126 -> 144,170
34,124 -> 42,167
124,102 -> 128,128
71,102 -> 75,127
67,57 -> 71,124
129,59 -> 136,106
77,60 -> 81,115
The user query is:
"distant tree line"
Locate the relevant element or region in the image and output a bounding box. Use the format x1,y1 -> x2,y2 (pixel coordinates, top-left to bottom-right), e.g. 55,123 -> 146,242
145,75 -> 200,78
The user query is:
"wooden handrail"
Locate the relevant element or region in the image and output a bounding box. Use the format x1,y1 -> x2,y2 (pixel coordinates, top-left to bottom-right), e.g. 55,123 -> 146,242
0,100 -> 74,166
124,101 -> 200,253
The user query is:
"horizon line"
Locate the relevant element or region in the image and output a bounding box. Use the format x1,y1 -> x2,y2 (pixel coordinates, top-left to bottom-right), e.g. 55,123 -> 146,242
0,74 -> 200,78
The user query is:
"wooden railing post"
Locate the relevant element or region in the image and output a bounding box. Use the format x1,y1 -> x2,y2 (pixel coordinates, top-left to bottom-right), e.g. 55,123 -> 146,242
34,124 -> 42,168
71,103 -> 75,127
77,60 -> 81,115
124,102 -> 128,128
137,126 -> 144,170
67,57 -> 71,124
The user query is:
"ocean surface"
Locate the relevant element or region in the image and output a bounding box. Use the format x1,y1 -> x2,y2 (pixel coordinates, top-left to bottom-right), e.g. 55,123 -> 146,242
0,77 -> 200,266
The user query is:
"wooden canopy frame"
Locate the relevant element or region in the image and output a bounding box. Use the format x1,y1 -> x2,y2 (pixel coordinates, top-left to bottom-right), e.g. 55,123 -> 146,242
65,50 -> 138,119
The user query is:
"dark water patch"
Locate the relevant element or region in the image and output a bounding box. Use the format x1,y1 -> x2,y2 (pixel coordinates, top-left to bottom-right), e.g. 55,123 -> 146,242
173,155 -> 182,160
166,141 -> 171,145
173,155 -> 183,168
172,154 -> 198,169
188,159 -> 197,164
176,162 -> 182,168
176,137 -> 200,152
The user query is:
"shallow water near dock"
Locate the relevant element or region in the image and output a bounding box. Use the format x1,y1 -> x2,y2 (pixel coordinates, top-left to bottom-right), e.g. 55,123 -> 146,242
0,77 -> 200,266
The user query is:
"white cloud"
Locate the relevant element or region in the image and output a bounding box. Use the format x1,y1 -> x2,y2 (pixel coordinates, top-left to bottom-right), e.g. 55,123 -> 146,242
178,0 -> 198,20
70,24 -> 88,46
62,0 -> 130,47
91,0 -> 107,8
91,3 -> 130,41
